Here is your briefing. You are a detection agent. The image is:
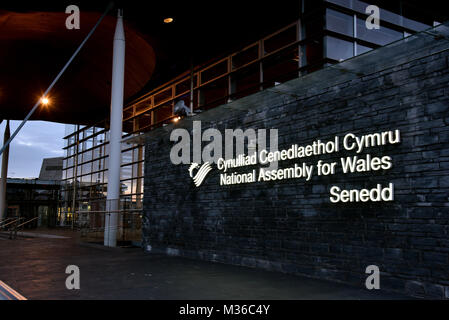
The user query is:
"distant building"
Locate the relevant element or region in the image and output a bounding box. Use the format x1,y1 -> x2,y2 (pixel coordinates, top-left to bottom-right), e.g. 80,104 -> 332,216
6,178 -> 60,228
4,157 -> 63,228
38,157 -> 63,181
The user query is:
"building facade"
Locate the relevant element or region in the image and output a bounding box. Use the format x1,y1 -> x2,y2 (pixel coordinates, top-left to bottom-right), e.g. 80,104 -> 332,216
61,0 -> 440,233
1,158 -> 63,229
142,23 -> 449,299
61,0 -> 448,297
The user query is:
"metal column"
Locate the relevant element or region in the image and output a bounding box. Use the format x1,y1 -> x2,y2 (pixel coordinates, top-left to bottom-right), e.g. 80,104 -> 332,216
0,121 -> 10,221
104,9 -> 125,247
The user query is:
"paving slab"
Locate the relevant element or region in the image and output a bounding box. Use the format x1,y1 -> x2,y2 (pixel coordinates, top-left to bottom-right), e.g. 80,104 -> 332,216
0,232 -> 412,300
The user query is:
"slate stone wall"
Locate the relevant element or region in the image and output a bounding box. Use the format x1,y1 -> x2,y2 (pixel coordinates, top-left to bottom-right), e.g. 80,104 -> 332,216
142,31 -> 449,299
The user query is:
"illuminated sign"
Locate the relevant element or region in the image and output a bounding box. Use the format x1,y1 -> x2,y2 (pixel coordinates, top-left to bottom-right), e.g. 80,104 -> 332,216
187,129 -> 401,203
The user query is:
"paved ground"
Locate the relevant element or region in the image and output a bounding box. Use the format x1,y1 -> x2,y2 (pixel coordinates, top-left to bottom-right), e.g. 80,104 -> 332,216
0,230 -> 412,300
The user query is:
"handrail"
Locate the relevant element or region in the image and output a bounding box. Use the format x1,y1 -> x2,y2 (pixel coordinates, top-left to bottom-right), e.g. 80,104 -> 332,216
0,218 -> 23,230
13,217 -> 38,230
0,217 -> 15,227
9,217 -> 39,240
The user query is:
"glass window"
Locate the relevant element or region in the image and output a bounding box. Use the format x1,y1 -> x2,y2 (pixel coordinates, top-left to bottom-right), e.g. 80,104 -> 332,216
326,9 -> 354,37
403,17 -> 431,32
325,36 -> 354,61
83,151 -> 92,163
93,146 -> 102,159
84,127 -> 94,139
356,18 -> 403,46
121,165 -> 132,181
67,168 -> 74,179
133,162 -> 143,179
81,163 -> 91,176
68,136 -> 75,147
85,139 -> 93,150
135,101 -> 150,115
122,150 -> 133,165
154,88 -> 173,106
92,159 -> 101,173
356,43 -> 373,55
96,132 -> 105,144
121,180 -> 132,195
232,44 -> 259,69
81,174 -> 91,184
175,78 -> 194,96
65,124 -> 76,137
93,172 -> 103,185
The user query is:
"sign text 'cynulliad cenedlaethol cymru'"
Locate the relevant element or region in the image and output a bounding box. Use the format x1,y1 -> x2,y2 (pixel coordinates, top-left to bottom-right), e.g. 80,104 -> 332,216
213,129 -> 400,203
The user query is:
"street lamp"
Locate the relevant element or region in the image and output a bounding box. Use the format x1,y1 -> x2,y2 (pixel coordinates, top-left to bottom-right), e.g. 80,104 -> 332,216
40,97 -> 50,105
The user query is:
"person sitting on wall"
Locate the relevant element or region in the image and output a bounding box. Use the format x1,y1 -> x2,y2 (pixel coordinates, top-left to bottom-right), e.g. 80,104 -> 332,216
174,99 -> 191,117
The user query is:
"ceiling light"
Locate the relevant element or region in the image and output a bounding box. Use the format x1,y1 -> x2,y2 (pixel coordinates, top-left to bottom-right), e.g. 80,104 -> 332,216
164,18 -> 174,24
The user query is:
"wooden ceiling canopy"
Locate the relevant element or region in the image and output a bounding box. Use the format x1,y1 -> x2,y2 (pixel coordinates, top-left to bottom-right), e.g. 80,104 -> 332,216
0,10 -> 156,125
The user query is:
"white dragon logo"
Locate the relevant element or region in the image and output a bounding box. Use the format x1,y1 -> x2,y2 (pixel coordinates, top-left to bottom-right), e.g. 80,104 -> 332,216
188,162 -> 213,187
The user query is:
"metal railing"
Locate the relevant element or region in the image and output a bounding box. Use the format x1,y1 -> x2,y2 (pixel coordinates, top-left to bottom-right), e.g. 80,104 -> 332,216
62,18 -> 319,144
122,20 -> 306,134
0,217 -> 16,229
77,210 -> 142,244
0,217 -> 23,231
59,198 -> 142,243
9,217 -> 39,240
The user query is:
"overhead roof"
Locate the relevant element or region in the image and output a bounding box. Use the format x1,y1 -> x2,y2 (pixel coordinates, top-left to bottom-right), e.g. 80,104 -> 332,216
0,8 -> 155,124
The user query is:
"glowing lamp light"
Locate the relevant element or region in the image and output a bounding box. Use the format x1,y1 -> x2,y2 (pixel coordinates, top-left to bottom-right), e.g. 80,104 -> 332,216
41,97 -> 50,105
164,17 -> 174,24
173,116 -> 181,123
